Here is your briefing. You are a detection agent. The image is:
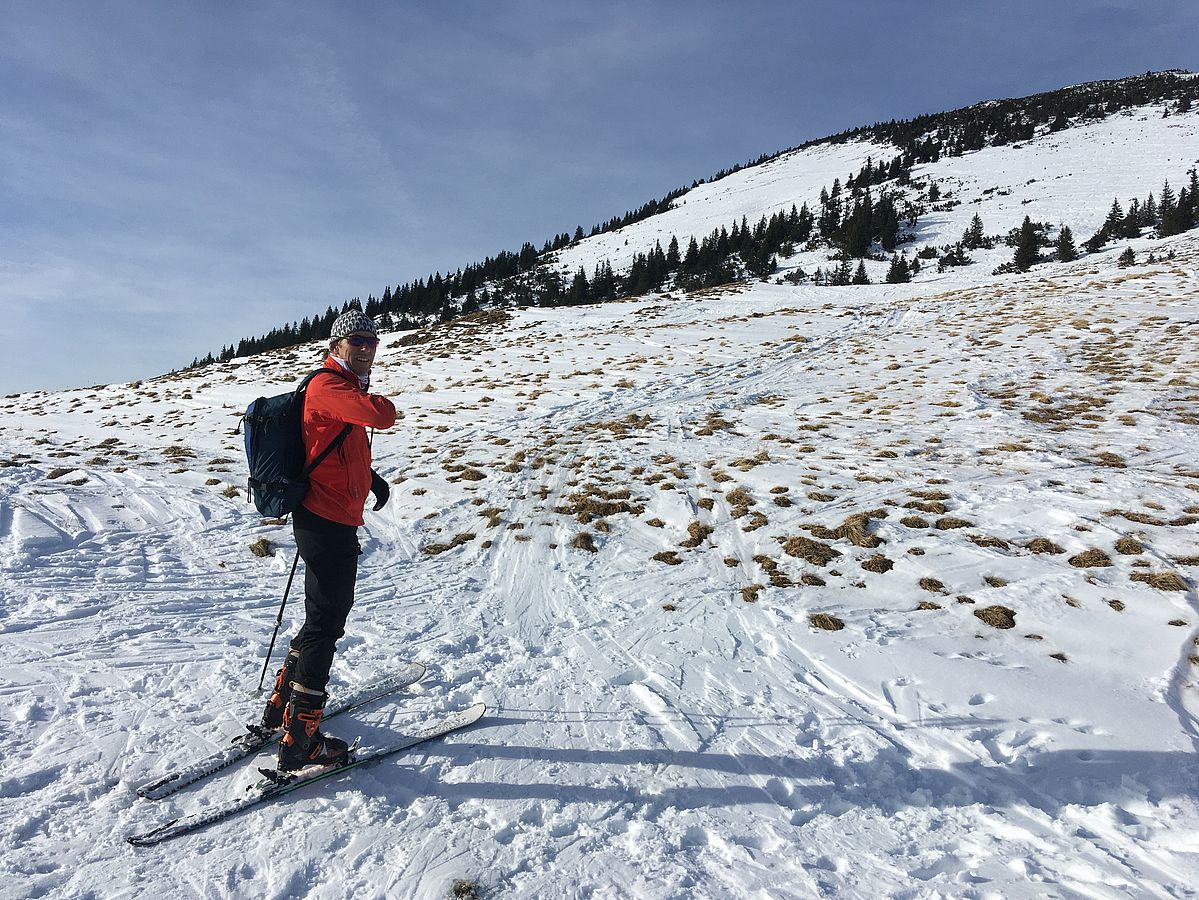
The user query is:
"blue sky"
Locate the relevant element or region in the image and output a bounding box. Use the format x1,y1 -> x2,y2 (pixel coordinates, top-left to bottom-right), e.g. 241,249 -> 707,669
2,1 -> 1196,394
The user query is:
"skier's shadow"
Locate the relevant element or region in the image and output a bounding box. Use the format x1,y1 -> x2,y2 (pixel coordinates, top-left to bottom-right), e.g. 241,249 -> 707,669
358,712 -> 1199,818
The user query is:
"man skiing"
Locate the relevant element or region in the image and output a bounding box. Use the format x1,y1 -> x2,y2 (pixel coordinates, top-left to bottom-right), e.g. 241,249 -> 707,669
260,309 -> 397,771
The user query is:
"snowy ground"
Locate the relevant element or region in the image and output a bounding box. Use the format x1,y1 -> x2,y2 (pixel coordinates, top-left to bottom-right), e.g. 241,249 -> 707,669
2,222 -> 1198,897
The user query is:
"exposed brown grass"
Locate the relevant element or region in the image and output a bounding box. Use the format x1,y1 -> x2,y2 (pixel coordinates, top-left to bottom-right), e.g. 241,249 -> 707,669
556,485 -> 645,523
1026,538 -> 1064,554
424,532 -> 476,555
571,532 -> 598,553
860,555 -> 894,573
680,522 -> 716,548
1069,548 -> 1113,568
779,535 -> 840,566
1130,572 -> 1188,591
804,510 -> 887,547
1105,509 -> 1165,526
1114,536 -> 1144,555
809,613 -> 845,631
934,516 -> 973,530
905,499 -> 947,514
653,550 -> 683,565
753,555 -> 794,588
974,605 -> 1016,629
249,537 -> 274,558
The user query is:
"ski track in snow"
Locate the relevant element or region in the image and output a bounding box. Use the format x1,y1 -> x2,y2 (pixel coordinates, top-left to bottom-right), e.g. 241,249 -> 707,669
2,108 -> 1199,898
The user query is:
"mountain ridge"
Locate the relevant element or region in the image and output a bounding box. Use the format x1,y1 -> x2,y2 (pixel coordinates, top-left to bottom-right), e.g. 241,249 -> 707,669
189,70 -> 1199,371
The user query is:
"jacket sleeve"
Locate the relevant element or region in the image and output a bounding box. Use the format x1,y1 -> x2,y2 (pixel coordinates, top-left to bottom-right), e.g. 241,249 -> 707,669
307,374 -> 397,429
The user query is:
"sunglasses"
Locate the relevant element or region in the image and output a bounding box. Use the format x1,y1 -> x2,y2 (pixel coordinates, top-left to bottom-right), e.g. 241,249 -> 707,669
344,335 -> 379,348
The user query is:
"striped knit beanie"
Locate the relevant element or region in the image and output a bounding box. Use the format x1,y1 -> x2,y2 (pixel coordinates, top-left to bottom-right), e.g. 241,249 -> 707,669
329,309 -> 378,342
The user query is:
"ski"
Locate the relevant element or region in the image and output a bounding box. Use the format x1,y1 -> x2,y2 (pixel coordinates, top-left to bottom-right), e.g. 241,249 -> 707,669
134,662 -> 426,802
127,702 -> 485,847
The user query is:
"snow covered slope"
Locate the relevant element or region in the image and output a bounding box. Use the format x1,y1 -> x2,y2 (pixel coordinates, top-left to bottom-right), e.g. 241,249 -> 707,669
552,102 -> 1199,285
2,218 -> 1198,896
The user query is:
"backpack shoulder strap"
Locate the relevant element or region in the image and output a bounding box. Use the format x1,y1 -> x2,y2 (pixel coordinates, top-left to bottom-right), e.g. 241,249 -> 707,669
297,368 -> 355,476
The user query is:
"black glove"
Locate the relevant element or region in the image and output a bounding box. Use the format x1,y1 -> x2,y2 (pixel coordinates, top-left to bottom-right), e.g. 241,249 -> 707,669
370,470 -> 390,511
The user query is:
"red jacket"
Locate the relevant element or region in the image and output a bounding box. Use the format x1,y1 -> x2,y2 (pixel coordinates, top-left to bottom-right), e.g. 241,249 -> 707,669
301,358 -> 397,526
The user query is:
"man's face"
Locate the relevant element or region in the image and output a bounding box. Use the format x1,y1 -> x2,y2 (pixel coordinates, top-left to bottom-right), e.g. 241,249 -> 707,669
333,331 -> 379,376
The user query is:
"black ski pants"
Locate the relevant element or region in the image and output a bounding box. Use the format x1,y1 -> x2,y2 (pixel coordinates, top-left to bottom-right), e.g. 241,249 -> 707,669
288,504 -> 360,693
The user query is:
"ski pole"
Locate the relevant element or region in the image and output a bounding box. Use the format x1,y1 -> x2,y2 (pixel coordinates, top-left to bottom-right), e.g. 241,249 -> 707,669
256,551 -> 300,693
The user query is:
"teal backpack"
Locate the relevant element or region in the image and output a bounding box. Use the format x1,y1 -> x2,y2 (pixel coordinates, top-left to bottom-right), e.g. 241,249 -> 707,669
241,370 -> 352,517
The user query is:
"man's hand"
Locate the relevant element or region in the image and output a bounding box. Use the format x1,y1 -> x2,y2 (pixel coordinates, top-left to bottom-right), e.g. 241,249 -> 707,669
370,470 -> 390,511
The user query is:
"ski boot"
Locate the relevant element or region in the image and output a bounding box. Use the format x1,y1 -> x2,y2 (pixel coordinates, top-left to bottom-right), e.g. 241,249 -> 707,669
241,648 -> 300,743
277,683 -> 351,772
261,647 -> 300,730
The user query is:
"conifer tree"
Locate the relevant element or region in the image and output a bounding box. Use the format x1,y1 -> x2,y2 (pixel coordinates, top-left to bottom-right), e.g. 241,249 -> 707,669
962,214 -> 986,250
567,267 -> 589,304
886,253 -> 910,283
1143,193 -> 1157,226
1055,225 -> 1077,262
1101,199 -> 1124,235
1013,216 -> 1040,270
1175,187 -> 1194,232
852,261 -> 870,285
666,235 -> 681,270
1159,180 -> 1176,226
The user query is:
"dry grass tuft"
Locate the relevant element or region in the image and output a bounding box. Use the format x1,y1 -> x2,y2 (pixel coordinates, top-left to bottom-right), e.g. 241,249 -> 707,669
726,487 -> 756,519
916,600 -> 942,610
1114,536 -> 1144,555
934,516 -> 973,530
1130,571 -> 1189,591
1068,548 -> 1113,568
919,577 -> 945,593
249,537 -> 274,558
804,510 -> 887,547
860,555 -> 894,573
905,499 -> 948,514
969,534 -> 1010,549
1026,538 -> 1064,554
556,485 -> 645,523
653,550 -> 683,565
570,532 -> 598,553
779,535 -> 840,566
901,515 -> 930,528
680,522 -> 715,548
741,584 -> 764,603
1105,509 -> 1165,526
809,613 -> 845,631
424,533 -> 477,555
974,605 -> 1016,629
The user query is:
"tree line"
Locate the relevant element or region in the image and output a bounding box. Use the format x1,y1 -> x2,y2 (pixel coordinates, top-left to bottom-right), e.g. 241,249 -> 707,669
190,71 -> 1199,368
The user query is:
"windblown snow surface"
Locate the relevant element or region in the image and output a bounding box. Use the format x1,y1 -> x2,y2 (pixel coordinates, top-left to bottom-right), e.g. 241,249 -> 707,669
2,103 -> 1198,899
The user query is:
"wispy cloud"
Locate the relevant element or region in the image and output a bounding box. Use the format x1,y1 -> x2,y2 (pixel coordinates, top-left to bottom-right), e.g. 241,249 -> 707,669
1,0 -> 1195,393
